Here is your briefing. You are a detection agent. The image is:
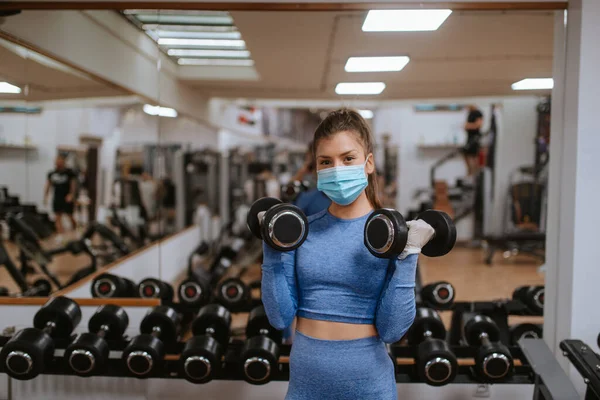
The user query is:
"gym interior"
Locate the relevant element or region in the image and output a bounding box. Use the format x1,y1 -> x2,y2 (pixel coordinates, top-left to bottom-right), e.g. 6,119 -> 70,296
0,0 -> 597,399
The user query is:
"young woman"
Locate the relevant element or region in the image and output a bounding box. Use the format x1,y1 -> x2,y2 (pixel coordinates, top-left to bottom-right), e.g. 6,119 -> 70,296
261,108 -> 435,399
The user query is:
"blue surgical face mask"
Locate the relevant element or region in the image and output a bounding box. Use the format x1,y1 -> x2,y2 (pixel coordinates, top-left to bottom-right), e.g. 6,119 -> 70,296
317,156 -> 370,206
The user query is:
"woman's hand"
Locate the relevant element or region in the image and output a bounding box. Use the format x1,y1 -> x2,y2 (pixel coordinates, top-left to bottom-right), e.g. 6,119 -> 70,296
400,220 -> 435,257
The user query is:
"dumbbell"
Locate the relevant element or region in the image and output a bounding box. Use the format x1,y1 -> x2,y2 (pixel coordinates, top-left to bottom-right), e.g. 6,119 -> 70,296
364,209 -> 456,258
0,296 -> 82,380
463,315 -> 513,382
216,277 -> 250,310
65,304 -> 129,376
188,242 -> 210,275
0,287 -> 8,296
122,305 -> 181,378
240,305 -> 282,384
421,281 -> 455,309
210,237 -> 246,277
407,308 -> 457,386
246,197 -> 309,252
509,323 -> 543,345
512,285 -> 544,314
179,304 -> 231,383
91,273 -> 136,298
138,278 -> 174,303
178,267 -> 212,308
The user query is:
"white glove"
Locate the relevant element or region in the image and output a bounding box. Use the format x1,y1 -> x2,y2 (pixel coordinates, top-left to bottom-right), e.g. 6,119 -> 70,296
399,219 -> 435,259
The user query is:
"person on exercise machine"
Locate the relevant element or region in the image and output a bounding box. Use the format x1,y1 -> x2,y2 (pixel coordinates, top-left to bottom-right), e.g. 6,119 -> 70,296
463,105 -> 484,177
291,141 -> 331,216
44,155 -> 77,235
261,108 -> 435,399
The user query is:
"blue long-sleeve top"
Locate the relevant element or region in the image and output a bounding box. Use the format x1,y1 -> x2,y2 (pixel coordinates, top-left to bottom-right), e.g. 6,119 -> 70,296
261,208 -> 417,343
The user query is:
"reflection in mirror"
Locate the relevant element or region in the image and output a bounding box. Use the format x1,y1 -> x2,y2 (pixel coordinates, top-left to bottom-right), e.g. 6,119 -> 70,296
0,31 -> 140,297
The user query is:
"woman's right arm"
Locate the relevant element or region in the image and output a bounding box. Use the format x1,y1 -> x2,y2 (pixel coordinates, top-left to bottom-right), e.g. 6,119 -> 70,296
260,243 -> 298,330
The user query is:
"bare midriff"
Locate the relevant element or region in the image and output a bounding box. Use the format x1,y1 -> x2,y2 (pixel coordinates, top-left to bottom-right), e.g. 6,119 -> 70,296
296,317 -> 378,340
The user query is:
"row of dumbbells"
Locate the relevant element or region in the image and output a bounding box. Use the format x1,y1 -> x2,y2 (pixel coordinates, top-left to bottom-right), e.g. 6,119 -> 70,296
0,297 -> 282,384
91,272 -> 257,312
248,197 -> 457,257
400,308 -> 516,386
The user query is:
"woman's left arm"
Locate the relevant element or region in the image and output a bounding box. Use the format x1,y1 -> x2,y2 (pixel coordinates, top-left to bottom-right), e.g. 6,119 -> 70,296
374,219 -> 435,343
374,254 -> 418,343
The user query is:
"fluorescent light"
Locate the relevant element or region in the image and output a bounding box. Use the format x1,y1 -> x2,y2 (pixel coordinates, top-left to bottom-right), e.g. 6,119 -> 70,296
345,56 -> 410,72
168,49 -> 250,58
511,78 -> 554,90
154,30 -> 241,39
135,14 -> 233,25
143,104 -> 178,118
358,109 -> 374,119
0,82 -> 21,94
158,38 -> 245,48
143,24 -> 237,32
178,58 -> 254,66
362,9 -> 452,32
335,82 -> 386,95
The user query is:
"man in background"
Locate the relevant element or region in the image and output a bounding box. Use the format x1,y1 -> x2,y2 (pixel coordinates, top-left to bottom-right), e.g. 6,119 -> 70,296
462,105 -> 484,177
44,155 -> 77,235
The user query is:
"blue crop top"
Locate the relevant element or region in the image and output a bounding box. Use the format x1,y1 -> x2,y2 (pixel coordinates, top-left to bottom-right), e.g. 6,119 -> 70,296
260,209 -> 417,343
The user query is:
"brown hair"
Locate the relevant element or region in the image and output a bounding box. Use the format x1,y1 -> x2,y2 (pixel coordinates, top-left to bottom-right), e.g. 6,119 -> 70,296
313,108 -> 382,209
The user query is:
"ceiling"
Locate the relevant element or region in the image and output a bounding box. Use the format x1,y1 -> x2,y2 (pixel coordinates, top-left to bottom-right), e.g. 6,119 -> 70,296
0,39 -> 128,101
181,10 -> 554,100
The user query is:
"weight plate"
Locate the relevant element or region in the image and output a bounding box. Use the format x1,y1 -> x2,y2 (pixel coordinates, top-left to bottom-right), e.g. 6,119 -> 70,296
418,210 -> 457,257
247,198 -> 282,240
364,209 -> 408,258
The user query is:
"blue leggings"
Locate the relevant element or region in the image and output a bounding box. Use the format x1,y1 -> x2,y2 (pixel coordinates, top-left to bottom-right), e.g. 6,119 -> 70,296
285,331 -> 396,400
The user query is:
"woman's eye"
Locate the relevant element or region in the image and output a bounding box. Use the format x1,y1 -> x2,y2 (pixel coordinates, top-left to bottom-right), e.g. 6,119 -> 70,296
345,157 -> 355,162
320,160 -> 330,165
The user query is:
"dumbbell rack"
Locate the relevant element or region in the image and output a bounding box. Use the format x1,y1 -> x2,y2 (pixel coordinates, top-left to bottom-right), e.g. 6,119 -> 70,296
0,335 -> 564,388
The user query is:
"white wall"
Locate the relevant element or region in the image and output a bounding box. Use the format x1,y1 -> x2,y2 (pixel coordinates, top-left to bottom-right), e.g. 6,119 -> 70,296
373,96 -> 540,236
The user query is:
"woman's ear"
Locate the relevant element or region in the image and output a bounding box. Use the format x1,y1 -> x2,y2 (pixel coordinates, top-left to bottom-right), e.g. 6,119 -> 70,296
365,153 -> 375,175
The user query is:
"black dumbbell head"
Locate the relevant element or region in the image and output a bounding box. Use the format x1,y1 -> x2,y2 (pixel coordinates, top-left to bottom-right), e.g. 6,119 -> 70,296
179,335 -> 223,384
65,332 -> 109,376
178,278 -> 210,307
138,278 -> 174,303
261,203 -> 309,252
475,341 -> 514,382
92,273 -> 134,298
417,210 -> 457,257
192,304 -> 231,346
525,286 -> 544,314
512,286 -> 529,302
416,338 -> 458,386
509,323 -> 543,345
407,308 -> 446,346
240,335 -> 280,385
364,209 -> 408,258
33,296 -> 82,338
140,306 -> 180,343
31,279 -> 52,297
88,304 -> 129,340
246,306 -> 282,344
0,327 -> 54,380
122,334 -> 165,378
0,287 -> 8,296
217,277 -> 250,310
247,197 -> 283,240
421,281 -> 455,309
464,315 -> 500,346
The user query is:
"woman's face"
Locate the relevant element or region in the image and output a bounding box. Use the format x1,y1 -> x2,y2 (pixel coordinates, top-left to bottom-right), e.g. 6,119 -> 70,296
315,131 -> 374,174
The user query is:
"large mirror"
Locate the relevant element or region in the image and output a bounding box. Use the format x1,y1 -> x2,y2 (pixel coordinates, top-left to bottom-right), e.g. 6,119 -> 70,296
0,9 -> 552,390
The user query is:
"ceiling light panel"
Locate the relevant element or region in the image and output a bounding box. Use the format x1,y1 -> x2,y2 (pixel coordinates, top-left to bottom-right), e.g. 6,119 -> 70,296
0,82 -> 21,94
345,56 -> 410,72
335,82 -> 386,95
511,78 -> 554,90
362,10 -> 452,32
178,58 -> 255,66
124,10 -> 254,67
157,38 -> 246,48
